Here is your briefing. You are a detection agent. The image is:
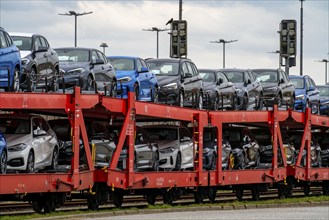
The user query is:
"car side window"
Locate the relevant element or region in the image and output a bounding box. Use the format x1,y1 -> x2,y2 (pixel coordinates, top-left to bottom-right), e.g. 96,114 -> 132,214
217,72 -> 228,83
91,50 -> 99,63
137,59 -> 143,72
247,71 -> 255,82
181,62 -> 188,77
244,72 -> 251,83
309,78 -> 316,88
39,37 -> 48,48
0,31 -> 7,48
34,37 -> 42,50
179,128 -> 191,141
140,59 -> 147,68
40,119 -> 50,131
135,131 -> 146,145
186,62 -> 194,76
96,51 -> 106,64
305,78 -> 311,90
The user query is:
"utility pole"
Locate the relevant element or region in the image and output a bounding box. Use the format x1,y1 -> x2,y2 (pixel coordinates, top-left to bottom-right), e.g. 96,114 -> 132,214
210,39 -> 238,68
59,11 -> 93,47
179,0 -> 183,21
142,27 -> 169,58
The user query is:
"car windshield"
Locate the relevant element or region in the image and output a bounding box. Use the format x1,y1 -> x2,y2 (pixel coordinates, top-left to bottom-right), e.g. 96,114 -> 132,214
0,118 -> 30,134
255,71 -> 278,82
147,61 -> 179,76
290,78 -> 304,89
56,49 -> 90,62
318,87 -> 329,96
223,71 -> 244,83
144,127 -> 178,140
11,36 -> 32,51
108,58 -> 134,71
199,72 -> 215,83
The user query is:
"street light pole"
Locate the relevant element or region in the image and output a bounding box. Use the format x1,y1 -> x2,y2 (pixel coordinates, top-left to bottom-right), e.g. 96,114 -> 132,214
59,10 -> 93,47
99,42 -> 108,54
142,27 -> 169,58
300,0 -> 305,76
210,39 -> 238,68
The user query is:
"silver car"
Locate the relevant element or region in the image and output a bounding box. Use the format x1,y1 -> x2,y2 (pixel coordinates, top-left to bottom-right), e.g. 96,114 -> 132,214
143,125 -> 194,170
0,114 -> 59,173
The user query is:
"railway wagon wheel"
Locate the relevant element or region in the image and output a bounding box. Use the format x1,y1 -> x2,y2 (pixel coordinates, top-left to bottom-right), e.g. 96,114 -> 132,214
208,187 -> 217,203
194,187 -> 204,204
112,189 -> 124,208
163,189 -> 173,205
235,188 -> 244,201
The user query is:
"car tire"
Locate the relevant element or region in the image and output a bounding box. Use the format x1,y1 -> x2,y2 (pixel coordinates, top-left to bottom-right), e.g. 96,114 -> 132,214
10,67 -> 20,92
0,150 -> 7,174
50,69 -> 59,92
134,84 -> 139,100
28,68 -> 37,92
174,152 -> 182,171
26,151 -> 35,173
179,91 -> 184,107
152,87 -> 159,103
47,147 -> 58,170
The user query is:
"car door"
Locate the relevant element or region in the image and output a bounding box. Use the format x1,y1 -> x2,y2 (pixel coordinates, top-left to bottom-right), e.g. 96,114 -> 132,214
33,36 -> 48,79
135,128 -> 154,167
243,71 -> 255,105
249,70 -> 262,106
0,30 -> 16,81
279,69 -> 294,102
94,51 -> 114,90
39,36 -> 53,79
179,127 -> 193,167
307,78 -> 320,103
216,71 -> 235,106
136,58 -> 149,91
181,61 -> 193,103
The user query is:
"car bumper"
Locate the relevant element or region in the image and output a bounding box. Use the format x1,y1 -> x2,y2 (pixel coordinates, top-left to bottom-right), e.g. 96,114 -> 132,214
7,149 -> 29,171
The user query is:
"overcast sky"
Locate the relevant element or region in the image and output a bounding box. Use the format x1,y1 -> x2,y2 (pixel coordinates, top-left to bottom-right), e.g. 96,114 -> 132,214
1,0 -> 328,84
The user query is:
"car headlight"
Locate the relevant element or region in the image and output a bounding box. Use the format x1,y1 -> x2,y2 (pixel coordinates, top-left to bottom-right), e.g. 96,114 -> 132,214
66,68 -> 87,75
118,76 -> 132,83
160,147 -> 176,153
295,94 -> 305,100
21,58 -> 30,66
8,143 -> 28,152
163,83 -> 178,90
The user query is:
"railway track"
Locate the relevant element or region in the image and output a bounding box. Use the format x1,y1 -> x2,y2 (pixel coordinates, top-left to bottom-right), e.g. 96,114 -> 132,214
0,188 -> 324,217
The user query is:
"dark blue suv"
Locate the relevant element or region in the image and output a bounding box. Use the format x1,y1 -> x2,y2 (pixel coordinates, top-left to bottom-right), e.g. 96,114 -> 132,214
289,75 -> 320,113
0,27 -> 21,92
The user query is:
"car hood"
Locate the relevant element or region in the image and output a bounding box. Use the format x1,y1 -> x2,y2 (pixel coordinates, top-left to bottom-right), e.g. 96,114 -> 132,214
294,88 -> 305,96
59,62 -> 90,71
4,134 -> 31,146
260,82 -> 278,89
20,50 -> 31,58
153,139 -> 179,149
157,75 -> 180,87
115,70 -> 136,80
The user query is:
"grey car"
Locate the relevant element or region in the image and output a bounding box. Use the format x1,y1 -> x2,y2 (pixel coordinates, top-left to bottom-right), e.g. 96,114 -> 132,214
221,68 -> 263,110
10,32 -> 59,92
252,68 -> 295,107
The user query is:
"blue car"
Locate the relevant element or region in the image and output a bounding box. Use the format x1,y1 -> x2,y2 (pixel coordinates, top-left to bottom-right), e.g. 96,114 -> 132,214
318,85 -> 329,116
0,27 -> 21,92
289,75 -> 320,113
0,131 -> 7,174
108,56 -> 158,102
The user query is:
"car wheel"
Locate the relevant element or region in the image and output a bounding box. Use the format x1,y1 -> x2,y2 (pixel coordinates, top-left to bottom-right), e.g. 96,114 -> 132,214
50,69 -> 59,92
29,68 -> 37,92
0,150 -> 7,174
257,94 -> 264,110
86,75 -> 94,91
26,151 -> 35,173
213,93 -> 220,110
48,147 -> 58,170
242,94 -> 248,110
110,81 -> 117,97
152,87 -> 159,103
198,92 -> 203,110
11,67 -> 20,92
179,91 -> 184,107
174,152 -> 182,171
134,84 -> 139,100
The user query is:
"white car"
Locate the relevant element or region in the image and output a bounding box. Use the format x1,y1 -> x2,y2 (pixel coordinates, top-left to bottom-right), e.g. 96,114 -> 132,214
143,125 -> 194,170
0,114 -> 59,173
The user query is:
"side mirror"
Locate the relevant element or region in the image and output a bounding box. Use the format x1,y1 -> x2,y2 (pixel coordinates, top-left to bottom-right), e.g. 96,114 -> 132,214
139,66 -> 149,73
93,58 -> 105,65
217,78 -> 223,85
34,129 -> 46,136
180,136 -> 191,142
244,79 -> 251,86
184,72 -> 193,78
280,78 -> 285,84
308,86 -> 315,92
36,46 -> 47,52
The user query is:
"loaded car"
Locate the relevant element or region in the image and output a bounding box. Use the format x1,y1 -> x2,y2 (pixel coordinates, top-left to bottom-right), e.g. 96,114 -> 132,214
10,32 -> 59,92
147,58 -> 204,109
289,75 -> 320,113
108,56 -> 159,102
198,69 -> 238,110
221,69 -> 263,110
0,131 -> 7,174
143,124 -> 194,171
55,47 -> 117,94
107,125 -> 159,171
48,119 -> 116,168
0,27 -> 21,92
317,85 -> 329,116
0,114 -> 59,173
252,68 -> 295,107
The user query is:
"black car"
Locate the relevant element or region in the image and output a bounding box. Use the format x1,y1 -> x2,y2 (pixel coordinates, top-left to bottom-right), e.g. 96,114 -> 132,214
48,119 -> 116,167
147,58 -> 204,109
10,32 -> 59,92
252,69 -> 295,107
199,69 -> 238,110
55,47 -> 117,95
220,69 -> 263,110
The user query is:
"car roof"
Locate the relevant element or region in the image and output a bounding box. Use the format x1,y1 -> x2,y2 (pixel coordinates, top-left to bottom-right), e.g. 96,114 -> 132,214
288,75 -> 310,79
146,58 -> 191,63
218,68 -> 251,72
317,85 -> 329,88
108,56 -> 139,59
9,32 -> 36,37
54,47 -> 97,51
252,68 -> 280,72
